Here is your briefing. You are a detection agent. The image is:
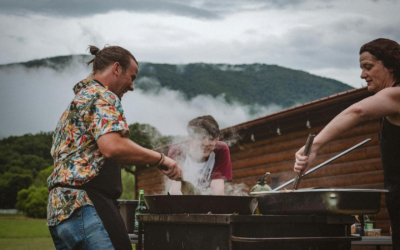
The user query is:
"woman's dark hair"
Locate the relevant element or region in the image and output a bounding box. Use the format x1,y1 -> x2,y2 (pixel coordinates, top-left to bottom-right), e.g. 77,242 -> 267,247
187,115 -> 220,139
87,45 -> 138,75
360,38 -> 400,82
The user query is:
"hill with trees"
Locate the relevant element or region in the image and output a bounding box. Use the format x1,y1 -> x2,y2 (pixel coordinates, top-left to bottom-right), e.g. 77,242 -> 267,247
2,55 -> 353,108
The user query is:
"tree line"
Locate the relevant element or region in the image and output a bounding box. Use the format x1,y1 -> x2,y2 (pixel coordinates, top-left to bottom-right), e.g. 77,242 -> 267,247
0,123 -> 178,218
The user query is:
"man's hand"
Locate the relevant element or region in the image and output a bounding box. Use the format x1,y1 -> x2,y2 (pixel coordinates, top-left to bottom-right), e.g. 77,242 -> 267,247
294,145 -> 317,174
159,156 -> 183,181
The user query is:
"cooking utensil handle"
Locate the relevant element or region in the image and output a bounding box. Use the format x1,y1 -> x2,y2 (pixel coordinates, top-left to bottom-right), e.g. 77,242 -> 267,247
264,138 -> 371,192
158,165 -> 182,181
158,165 -> 168,171
292,134 -> 315,190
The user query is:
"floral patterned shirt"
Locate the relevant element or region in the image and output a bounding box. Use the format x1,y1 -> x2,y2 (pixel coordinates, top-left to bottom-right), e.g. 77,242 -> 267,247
47,78 -> 129,226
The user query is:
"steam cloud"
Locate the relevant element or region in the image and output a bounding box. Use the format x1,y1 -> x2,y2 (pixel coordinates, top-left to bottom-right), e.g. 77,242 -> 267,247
224,182 -> 250,196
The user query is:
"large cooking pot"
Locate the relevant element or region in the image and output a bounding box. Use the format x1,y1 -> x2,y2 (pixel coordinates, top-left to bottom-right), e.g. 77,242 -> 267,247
257,188 -> 387,215
144,195 -> 258,215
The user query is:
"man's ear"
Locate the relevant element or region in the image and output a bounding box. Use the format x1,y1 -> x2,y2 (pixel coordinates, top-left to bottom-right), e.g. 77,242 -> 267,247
112,62 -> 121,76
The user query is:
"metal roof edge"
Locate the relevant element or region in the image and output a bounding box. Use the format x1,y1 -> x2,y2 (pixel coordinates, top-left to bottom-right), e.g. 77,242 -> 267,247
220,87 -> 370,133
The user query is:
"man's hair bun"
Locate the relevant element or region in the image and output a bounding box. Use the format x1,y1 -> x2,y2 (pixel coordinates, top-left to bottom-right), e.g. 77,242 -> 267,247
88,45 -> 100,56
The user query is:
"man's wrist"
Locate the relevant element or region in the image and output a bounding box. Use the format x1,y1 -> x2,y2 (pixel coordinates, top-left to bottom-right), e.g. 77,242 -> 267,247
151,153 -> 165,170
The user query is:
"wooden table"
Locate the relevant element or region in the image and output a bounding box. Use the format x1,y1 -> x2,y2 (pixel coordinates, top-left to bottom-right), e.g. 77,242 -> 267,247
351,236 -> 392,250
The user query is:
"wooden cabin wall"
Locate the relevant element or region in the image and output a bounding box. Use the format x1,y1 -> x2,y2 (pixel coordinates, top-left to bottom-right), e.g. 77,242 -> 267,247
136,88 -> 390,236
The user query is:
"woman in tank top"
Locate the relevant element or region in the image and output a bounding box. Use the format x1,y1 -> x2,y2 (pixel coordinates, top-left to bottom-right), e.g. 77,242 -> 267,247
294,38 -> 400,249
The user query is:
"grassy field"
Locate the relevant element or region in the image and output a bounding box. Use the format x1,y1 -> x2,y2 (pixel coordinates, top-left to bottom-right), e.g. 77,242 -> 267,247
0,214 -> 54,250
0,214 -> 136,250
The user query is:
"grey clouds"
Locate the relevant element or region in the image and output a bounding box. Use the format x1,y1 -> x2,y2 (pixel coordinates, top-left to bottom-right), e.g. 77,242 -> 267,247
0,0 -> 311,19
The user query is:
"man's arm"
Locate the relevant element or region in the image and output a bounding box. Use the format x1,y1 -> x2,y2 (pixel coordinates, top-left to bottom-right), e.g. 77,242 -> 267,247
294,87 -> 400,173
209,141 -> 231,195
97,132 -> 182,180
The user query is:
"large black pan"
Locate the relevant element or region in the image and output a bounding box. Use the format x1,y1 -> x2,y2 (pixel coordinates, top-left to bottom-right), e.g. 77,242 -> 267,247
257,188 -> 386,215
144,195 -> 258,215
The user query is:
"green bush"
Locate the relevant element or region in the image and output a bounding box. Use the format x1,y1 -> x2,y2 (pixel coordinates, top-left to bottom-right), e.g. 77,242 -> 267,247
25,187 -> 48,218
120,170 -> 136,200
15,166 -> 53,218
16,186 -> 48,218
33,166 -> 54,188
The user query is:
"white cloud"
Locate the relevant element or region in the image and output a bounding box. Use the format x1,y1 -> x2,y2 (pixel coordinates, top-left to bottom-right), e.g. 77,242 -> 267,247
123,85 -> 281,136
0,61 -> 281,138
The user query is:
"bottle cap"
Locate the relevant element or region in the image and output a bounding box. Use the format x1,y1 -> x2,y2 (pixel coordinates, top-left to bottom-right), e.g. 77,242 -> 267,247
257,178 -> 266,185
139,190 -> 144,195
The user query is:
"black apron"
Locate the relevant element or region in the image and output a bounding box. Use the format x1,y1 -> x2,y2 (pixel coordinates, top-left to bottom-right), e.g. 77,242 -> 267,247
379,118 -> 400,250
53,160 -> 132,250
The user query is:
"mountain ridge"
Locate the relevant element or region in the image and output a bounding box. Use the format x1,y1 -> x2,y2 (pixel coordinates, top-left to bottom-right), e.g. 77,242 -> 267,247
1,55 -> 353,108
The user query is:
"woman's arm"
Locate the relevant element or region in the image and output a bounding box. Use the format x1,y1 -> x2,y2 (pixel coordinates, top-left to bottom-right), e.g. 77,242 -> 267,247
294,87 -> 400,173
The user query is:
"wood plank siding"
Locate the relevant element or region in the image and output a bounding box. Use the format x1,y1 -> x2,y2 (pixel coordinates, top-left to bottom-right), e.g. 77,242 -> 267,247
135,87 -> 392,236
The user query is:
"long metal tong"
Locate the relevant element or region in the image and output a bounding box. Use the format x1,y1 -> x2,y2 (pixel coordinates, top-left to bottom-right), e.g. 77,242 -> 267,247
250,138 -> 372,194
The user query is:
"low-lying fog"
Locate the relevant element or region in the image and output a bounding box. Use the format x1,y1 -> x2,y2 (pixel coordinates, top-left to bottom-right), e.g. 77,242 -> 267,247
0,59 -> 283,139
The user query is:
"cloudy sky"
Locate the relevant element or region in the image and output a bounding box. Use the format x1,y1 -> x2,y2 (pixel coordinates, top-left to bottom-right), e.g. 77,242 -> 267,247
1,0 -> 399,87
0,0 -> 399,138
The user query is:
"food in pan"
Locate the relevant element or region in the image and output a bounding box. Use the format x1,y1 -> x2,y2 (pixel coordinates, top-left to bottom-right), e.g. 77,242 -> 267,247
181,180 -> 202,195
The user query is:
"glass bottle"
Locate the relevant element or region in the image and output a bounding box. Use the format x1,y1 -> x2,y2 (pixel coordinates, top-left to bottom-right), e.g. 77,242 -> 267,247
364,214 -> 374,229
251,173 -> 272,215
250,172 -> 272,196
134,190 -> 148,231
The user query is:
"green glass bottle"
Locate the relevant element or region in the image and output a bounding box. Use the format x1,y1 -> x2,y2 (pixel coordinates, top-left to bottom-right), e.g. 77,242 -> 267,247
250,172 -> 272,197
364,214 -> 374,229
134,190 -> 148,231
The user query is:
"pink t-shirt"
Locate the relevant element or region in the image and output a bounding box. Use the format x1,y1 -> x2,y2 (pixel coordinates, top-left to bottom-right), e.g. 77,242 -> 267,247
168,141 -> 232,181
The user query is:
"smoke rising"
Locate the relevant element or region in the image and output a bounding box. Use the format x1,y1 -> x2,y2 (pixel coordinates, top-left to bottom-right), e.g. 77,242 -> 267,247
224,182 -> 250,196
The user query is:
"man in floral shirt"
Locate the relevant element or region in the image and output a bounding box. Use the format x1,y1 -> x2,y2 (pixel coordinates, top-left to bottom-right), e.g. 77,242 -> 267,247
47,45 -> 182,250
